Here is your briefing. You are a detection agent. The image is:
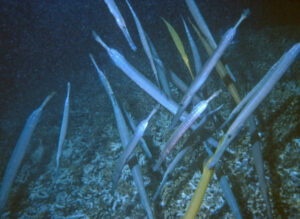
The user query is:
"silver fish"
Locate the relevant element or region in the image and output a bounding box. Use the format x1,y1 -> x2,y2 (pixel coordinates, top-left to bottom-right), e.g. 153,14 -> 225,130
208,43 -> 300,169
169,10 -> 249,130
112,105 -> 159,192
55,82 -> 71,174
92,31 -> 197,130
90,54 -> 153,219
104,0 -> 137,51
152,146 -> 192,201
182,18 -> 202,75
153,90 -> 220,171
0,93 -> 54,213
126,0 -> 159,86
185,0 -> 217,49
252,142 -> 272,218
122,104 -> 152,159
147,33 -> 172,100
219,176 -> 243,219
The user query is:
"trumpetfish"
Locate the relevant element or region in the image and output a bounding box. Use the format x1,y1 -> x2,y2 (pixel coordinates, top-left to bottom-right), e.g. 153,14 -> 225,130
182,17 -> 202,75
112,105 -> 159,192
55,82 -> 70,175
0,92 -> 54,213
104,0 -> 137,51
90,54 -> 154,218
169,9 -> 249,130
126,0 -> 160,87
153,90 -> 221,171
92,31 -> 197,130
208,43 -> 300,169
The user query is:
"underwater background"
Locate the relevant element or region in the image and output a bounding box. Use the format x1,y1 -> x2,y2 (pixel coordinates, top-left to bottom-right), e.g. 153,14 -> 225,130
0,0 -> 299,218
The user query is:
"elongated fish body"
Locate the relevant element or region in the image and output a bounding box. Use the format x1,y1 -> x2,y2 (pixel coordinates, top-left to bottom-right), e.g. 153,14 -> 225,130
169,26 -> 235,130
170,10 -> 249,130
219,176 -> 242,219
90,54 -> 130,146
146,33 -> 172,99
252,142 -> 272,219
92,31 -> 194,125
153,146 -> 191,201
170,70 -> 201,103
153,90 -> 220,171
126,0 -> 159,86
104,0 -> 136,51
154,57 -> 172,97
122,105 -> 152,158
185,0 -> 217,49
90,55 -> 153,219
131,165 -> 153,219
208,43 -> 300,169
162,17 -> 194,80
0,93 -> 54,213
112,122 -> 145,192
112,106 -> 158,192
182,18 -> 202,75
55,82 -> 70,174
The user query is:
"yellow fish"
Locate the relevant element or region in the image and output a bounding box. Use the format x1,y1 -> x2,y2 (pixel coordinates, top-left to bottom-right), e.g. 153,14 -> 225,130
162,17 -> 194,80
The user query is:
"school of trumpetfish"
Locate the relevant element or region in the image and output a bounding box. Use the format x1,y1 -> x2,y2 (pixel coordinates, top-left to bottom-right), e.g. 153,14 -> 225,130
0,0 -> 299,218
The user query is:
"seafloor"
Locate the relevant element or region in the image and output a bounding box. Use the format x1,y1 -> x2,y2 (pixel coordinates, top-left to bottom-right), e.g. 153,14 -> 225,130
0,1 -> 299,218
